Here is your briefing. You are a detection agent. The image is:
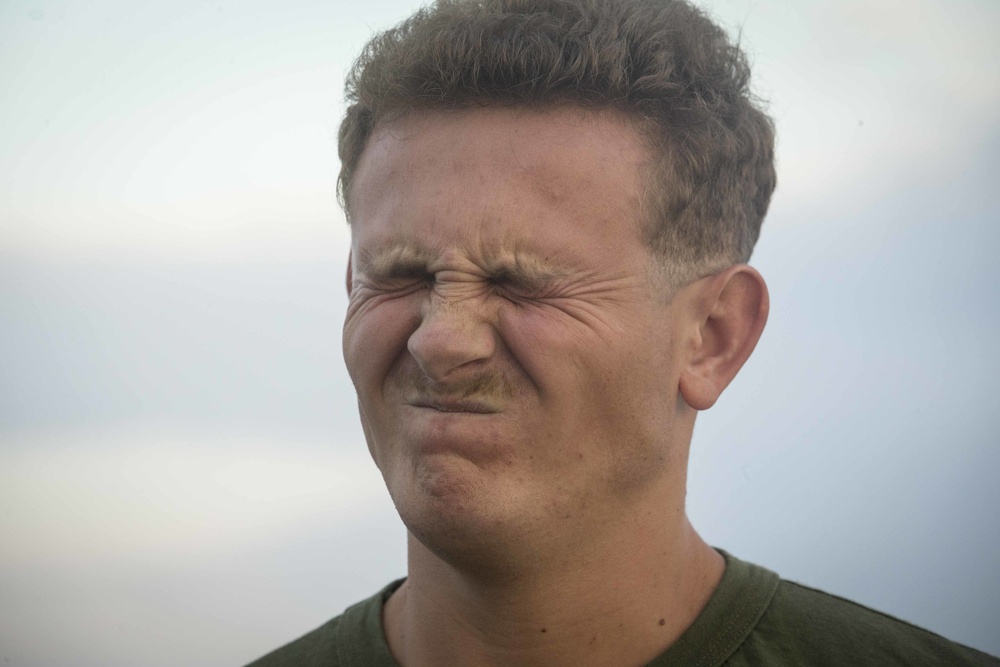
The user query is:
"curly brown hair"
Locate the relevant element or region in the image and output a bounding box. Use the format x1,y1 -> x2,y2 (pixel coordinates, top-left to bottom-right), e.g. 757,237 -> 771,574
338,0 -> 776,284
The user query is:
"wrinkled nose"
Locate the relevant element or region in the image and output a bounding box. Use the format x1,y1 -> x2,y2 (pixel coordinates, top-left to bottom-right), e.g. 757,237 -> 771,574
407,296 -> 496,382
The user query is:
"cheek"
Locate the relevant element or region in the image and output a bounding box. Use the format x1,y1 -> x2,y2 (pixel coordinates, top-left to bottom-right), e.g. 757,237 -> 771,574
498,305 -> 588,381
497,306 -> 622,449
343,297 -> 420,393
499,304 -> 676,424
498,304 -> 639,395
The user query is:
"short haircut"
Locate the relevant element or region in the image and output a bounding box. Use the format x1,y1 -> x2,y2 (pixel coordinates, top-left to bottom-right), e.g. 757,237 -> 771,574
338,0 -> 776,284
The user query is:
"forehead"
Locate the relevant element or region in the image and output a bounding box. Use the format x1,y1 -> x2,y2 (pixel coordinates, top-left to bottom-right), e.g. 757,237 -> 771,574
349,107 -> 653,269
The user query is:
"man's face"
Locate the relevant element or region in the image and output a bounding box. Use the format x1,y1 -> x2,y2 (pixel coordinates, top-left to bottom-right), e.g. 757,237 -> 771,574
343,108 -> 694,562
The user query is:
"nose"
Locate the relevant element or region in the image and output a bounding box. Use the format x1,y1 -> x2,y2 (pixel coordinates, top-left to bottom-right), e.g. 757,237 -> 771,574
407,293 -> 496,382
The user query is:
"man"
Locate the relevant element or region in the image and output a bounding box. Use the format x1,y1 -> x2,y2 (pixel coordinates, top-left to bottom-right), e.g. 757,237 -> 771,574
249,0 -> 997,665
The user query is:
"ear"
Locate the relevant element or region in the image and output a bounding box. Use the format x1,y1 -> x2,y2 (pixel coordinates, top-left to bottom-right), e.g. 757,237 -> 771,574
679,265 -> 769,411
345,251 -> 353,296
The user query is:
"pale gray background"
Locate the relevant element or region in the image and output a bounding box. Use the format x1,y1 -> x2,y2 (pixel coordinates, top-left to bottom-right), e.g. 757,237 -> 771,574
1,1 -> 998,665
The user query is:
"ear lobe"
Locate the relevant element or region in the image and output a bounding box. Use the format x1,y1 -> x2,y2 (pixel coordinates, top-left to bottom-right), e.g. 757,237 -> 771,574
679,265 -> 769,411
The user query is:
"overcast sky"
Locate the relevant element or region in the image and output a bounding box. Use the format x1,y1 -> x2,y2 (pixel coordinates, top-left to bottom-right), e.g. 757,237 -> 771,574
2,1 -> 999,665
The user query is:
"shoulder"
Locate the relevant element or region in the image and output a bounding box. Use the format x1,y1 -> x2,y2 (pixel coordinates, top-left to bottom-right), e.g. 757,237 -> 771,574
244,613 -> 347,667
243,615 -> 343,667
242,580 -> 404,667
732,577 -> 998,667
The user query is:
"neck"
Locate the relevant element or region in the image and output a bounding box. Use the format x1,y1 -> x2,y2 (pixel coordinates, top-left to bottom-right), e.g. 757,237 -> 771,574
384,508 -> 724,667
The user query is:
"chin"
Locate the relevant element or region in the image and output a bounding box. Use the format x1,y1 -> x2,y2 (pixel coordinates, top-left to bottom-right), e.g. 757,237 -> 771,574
386,456 -> 534,572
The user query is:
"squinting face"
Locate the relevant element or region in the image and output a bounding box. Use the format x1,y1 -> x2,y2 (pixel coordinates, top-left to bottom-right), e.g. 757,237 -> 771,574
343,108 -> 694,563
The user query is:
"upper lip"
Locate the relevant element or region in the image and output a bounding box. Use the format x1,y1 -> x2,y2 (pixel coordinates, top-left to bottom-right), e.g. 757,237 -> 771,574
408,396 -> 499,414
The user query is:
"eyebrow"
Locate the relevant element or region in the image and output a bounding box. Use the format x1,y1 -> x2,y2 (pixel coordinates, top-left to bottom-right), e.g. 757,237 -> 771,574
487,255 -> 567,288
355,246 -> 432,279
356,244 -> 570,286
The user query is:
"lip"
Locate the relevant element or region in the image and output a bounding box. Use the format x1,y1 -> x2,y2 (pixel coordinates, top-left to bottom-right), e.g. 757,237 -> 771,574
407,397 -> 500,414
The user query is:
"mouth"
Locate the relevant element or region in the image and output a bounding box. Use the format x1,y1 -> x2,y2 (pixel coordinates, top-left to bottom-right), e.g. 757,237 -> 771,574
408,397 -> 500,414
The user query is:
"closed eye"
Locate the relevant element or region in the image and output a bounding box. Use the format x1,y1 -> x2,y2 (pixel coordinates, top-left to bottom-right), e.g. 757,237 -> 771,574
364,263 -> 434,290
490,269 -> 552,298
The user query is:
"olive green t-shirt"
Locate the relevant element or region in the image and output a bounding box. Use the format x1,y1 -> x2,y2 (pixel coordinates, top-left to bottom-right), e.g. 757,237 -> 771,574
245,552 -> 998,666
